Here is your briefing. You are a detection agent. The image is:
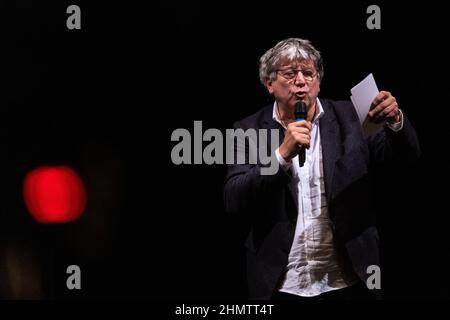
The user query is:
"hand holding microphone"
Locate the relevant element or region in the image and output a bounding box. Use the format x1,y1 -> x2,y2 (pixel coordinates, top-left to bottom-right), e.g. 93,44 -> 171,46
279,101 -> 311,165
294,101 -> 307,166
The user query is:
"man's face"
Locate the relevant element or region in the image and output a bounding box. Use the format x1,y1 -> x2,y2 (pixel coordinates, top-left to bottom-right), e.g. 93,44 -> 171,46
265,60 -> 320,112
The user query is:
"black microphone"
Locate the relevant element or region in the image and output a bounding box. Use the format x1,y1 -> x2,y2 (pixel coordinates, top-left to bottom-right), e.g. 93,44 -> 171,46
294,101 -> 307,167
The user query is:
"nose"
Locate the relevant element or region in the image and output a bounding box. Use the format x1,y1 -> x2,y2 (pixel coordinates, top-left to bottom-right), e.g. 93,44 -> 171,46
293,71 -> 306,85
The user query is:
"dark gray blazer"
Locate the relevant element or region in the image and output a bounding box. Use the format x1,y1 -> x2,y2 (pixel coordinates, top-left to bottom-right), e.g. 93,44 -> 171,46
224,99 -> 421,299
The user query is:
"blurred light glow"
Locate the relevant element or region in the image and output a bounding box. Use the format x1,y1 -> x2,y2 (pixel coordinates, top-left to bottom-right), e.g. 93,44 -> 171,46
23,166 -> 87,224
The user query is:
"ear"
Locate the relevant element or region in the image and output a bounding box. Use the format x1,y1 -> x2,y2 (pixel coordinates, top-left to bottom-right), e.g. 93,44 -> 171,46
265,79 -> 274,95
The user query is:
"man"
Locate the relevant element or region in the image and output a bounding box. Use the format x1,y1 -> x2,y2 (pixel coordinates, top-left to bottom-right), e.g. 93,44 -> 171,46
224,38 -> 420,300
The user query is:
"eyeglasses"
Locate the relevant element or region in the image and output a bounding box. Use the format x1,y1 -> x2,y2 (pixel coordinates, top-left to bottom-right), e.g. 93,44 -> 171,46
276,68 -> 317,82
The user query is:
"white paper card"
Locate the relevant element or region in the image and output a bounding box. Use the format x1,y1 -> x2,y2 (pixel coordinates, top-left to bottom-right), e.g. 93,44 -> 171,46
350,73 -> 384,137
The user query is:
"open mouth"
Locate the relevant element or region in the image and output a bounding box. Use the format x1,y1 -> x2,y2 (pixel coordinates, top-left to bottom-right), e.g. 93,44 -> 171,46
295,92 -> 307,100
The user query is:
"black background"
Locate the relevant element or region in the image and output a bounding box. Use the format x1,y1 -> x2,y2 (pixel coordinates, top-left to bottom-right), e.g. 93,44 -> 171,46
0,0 -> 449,301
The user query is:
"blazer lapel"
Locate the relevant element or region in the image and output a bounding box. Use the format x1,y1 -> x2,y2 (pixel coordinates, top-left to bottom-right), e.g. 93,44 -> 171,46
319,99 -> 340,204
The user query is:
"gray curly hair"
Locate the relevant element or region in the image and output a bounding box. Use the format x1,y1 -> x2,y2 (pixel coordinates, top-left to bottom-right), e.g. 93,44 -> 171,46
258,38 -> 324,86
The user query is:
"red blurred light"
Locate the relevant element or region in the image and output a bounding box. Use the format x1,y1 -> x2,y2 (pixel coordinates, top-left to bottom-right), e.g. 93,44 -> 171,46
23,166 -> 87,224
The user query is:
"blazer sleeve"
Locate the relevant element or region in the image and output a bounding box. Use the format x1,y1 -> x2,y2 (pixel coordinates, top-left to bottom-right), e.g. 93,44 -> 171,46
366,114 -> 421,165
223,121 -> 292,217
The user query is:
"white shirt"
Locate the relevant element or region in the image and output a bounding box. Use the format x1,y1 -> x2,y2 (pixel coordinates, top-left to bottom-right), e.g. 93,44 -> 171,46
273,99 -> 404,297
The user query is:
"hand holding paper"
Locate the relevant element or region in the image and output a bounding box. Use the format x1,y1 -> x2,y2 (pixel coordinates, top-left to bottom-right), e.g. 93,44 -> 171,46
350,74 -> 401,137
367,91 -> 401,124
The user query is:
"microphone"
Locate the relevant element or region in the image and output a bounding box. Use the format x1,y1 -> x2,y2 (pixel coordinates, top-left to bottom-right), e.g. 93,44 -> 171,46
294,101 -> 307,167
